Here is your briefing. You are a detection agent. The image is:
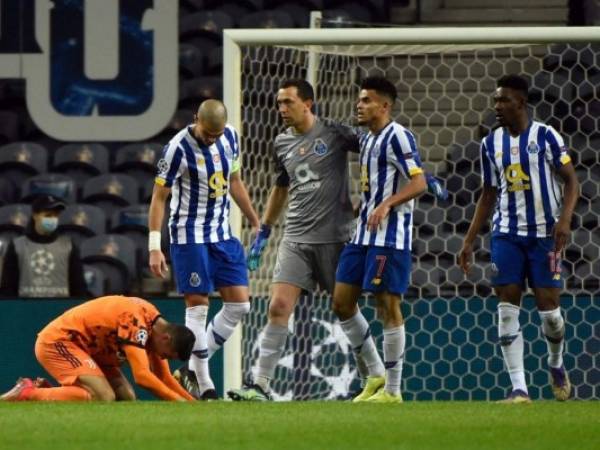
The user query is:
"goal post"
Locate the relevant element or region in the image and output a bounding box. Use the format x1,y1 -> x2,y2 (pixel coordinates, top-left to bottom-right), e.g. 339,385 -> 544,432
222,26 -> 600,399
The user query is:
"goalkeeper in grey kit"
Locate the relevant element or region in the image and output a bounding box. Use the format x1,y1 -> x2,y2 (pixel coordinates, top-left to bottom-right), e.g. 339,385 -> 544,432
228,78 -> 446,401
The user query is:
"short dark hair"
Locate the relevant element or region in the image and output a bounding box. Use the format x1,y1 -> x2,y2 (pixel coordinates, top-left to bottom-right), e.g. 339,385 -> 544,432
280,79 -> 314,101
497,74 -> 529,98
168,324 -> 196,360
360,76 -> 397,103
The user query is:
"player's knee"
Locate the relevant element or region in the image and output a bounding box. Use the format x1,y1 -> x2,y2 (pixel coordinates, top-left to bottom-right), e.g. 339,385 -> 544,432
268,297 -> 292,321
332,297 -> 354,320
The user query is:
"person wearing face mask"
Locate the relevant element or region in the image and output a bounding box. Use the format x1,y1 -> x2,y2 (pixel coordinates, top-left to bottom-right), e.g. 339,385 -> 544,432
0,195 -> 88,298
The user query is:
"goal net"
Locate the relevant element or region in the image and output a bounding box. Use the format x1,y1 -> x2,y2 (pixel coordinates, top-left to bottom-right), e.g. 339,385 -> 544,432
223,27 -> 600,401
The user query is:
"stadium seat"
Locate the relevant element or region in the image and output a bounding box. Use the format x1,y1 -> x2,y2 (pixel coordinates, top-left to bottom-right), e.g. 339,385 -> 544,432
81,234 -> 137,295
0,142 -> 48,193
179,44 -> 205,79
0,178 -> 17,207
322,5 -> 372,27
264,0 -> 321,9
52,143 -> 110,198
239,10 -> 295,28
0,110 -> 19,145
198,0 -> 264,11
113,143 -> 162,193
21,173 -> 77,204
206,46 -> 223,76
272,4 -> 310,27
58,204 -> 107,246
179,77 -> 223,109
82,174 -> 139,216
329,0 -> 388,21
83,264 -> 107,298
179,11 -> 234,43
110,204 -> 150,282
0,204 -> 31,240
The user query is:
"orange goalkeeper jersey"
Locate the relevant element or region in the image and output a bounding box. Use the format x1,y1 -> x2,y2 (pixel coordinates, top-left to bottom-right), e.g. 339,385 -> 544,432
38,295 -> 161,367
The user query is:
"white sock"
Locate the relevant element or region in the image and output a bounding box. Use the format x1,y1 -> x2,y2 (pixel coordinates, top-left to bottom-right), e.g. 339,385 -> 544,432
340,312 -> 385,378
383,325 -> 405,396
185,305 -> 214,393
207,302 -> 250,358
498,302 -> 527,394
538,307 -> 565,369
255,323 -> 288,392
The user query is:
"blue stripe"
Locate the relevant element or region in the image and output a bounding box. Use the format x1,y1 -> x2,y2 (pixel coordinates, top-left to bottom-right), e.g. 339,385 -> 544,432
402,213 -> 411,250
480,142 -> 492,185
369,128 -> 394,246
180,139 -> 201,244
502,130 -> 518,235
214,139 -> 230,241
171,177 -> 183,244
545,127 -> 563,168
536,127 -> 554,235
384,361 -> 398,369
212,330 -> 226,346
200,145 -> 216,242
485,133 -> 501,233
519,127 -> 536,237
164,146 -> 183,187
384,169 -> 400,247
193,349 -> 209,359
223,127 -> 237,156
403,130 -> 422,167
390,134 -> 410,177
357,135 -> 377,245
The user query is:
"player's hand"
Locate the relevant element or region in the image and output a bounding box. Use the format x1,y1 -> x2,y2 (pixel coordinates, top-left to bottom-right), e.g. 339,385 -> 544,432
149,250 -> 169,278
425,173 -> 448,201
367,203 -> 390,232
553,217 -> 570,252
247,224 -> 271,271
458,242 -> 473,275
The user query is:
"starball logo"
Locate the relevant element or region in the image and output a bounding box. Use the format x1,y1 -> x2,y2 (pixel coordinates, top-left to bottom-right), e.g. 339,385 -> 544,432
0,0 -> 177,141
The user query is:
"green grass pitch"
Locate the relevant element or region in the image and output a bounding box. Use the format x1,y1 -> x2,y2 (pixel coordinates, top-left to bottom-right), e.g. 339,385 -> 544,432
0,401 -> 598,450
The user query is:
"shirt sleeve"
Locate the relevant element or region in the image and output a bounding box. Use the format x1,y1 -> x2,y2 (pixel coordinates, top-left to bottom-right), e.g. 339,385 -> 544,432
271,141 -> 290,187
544,126 -> 571,169
124,346 -> 188,401
155,142 -> 184,188
337,124 -> 361,153
116,307 -> 159,349
480,141 -> 498,187
389,129 -> 424,177
148,353 -> 195,401
231,128 -> 241,174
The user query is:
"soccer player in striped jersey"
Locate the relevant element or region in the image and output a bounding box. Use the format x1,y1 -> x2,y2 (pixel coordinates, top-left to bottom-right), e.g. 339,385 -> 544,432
459,75 -> 579,403
148,100 -> 260,399
333,76 -> 427,403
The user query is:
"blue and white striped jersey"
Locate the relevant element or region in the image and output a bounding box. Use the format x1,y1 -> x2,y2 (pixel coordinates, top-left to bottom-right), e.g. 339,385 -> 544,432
480,120 -> 572,237
351,122 -> 424,250
155,124 -> 241,244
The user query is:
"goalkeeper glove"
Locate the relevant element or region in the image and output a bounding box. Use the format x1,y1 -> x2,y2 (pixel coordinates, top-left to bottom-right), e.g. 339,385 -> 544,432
247,224 -> 271,271
425,173 -> 448,201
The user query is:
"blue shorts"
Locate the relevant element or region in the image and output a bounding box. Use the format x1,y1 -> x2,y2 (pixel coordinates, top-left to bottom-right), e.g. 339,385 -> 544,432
170,238 -> 248,294
335,243 -> 411,295
491,233 -> 563,289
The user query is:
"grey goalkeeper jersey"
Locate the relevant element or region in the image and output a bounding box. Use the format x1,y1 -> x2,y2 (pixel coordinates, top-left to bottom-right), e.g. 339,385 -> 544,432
273,118 -> 359,243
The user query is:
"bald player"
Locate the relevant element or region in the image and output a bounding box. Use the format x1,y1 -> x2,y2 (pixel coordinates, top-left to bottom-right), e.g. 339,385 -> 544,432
148,100 -> 260,399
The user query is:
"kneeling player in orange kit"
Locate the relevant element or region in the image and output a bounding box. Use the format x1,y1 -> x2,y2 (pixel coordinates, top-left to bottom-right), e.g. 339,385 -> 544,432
1,295 -> 196,402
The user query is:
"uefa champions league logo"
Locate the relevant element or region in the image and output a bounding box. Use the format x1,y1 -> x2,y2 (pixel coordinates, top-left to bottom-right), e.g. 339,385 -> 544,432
30,249 -> 56,276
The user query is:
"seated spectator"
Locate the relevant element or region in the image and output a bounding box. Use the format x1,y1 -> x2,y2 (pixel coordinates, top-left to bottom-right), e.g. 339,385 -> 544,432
0,195 -> 88,298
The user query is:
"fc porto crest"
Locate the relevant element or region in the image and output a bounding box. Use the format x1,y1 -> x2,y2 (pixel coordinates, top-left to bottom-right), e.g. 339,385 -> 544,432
189,272 -> 201,287
527,141 -> 540,154
313,138 -> 328,156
